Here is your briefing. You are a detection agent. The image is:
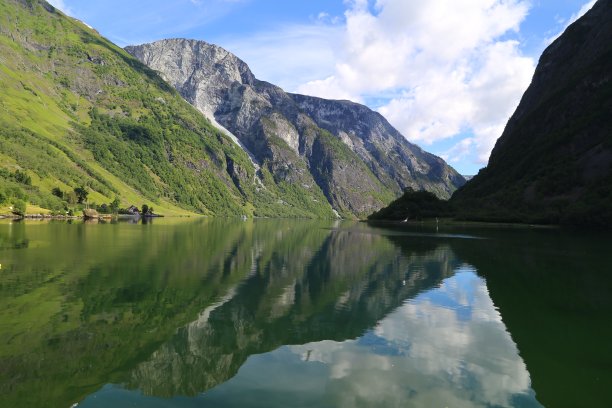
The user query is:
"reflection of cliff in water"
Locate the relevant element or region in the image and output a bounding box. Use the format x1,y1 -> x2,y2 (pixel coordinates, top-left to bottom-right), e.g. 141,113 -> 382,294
1,220 -> 492,408
452,229 -> 612,408
128,226 -> 461,397
381,225 -> 612,408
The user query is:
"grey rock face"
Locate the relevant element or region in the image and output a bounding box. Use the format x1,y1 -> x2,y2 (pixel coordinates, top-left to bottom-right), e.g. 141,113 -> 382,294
126,39 -> 465,216
290,94 -> 466,197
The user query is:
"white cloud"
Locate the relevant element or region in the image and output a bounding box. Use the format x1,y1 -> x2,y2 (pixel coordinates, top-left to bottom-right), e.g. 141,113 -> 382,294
47,0 -> 72,15
298,0 -> 535,166
440,138 -> 475,164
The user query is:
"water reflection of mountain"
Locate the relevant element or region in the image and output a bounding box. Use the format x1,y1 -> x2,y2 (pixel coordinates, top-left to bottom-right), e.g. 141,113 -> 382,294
0,220 -> 459,408
128,225 -> 461,397
235,269 -> 541,408
1,219 -> 264,408
6,221 -> 601,408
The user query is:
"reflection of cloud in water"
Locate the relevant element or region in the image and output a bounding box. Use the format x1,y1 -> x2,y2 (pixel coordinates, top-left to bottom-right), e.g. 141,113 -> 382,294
287,268 -> 542,407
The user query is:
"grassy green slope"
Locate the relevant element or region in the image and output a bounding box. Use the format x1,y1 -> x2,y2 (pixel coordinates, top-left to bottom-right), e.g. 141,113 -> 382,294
0,0 -> 334,217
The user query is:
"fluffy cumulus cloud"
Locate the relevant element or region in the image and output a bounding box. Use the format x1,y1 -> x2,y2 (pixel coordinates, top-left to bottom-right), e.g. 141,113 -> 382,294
298,0 -> 536,167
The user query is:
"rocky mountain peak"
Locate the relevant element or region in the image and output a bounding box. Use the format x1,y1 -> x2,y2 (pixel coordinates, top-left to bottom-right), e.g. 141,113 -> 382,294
127,39 -> 465,217
126,39 -> 255,116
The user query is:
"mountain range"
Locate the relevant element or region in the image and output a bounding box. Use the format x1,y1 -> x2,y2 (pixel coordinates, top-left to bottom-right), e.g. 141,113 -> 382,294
4,0 -> 606,225
0,0 -> 464,219
126,39 -> 464,217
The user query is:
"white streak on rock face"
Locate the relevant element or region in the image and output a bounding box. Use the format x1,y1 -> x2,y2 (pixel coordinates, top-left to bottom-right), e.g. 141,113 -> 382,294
265,113 -> 300,154
126,39 -> 261,169
338,131 -> 354,150
207,111 -> 260,170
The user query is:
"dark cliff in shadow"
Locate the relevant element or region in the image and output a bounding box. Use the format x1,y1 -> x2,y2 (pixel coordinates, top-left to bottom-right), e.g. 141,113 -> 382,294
453,0 -> 612,227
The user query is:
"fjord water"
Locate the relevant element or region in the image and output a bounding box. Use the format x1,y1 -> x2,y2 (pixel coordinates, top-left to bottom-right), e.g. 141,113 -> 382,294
0,220 -> 610,407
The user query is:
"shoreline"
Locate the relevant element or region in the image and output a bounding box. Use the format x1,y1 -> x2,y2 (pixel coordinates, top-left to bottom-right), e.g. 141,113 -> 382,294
0,214 -> 165,221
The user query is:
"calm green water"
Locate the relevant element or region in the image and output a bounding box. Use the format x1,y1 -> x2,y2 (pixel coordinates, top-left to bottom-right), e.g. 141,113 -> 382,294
0,219 -> 610,408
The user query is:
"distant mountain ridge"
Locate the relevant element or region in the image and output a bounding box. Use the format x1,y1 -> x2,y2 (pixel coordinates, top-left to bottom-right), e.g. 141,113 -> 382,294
126,39 -> 465,217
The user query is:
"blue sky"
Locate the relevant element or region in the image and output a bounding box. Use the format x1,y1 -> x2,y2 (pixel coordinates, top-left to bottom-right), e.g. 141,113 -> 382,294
50,0 -> 596,175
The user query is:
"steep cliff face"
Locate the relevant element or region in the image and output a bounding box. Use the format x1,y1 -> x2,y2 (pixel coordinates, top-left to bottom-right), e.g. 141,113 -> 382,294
126,39 -> 465,217
453,0 -> 612,226
290,94 -> 463,197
